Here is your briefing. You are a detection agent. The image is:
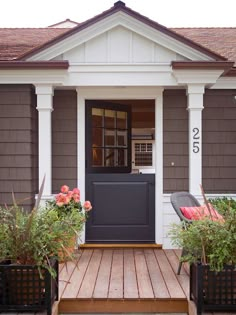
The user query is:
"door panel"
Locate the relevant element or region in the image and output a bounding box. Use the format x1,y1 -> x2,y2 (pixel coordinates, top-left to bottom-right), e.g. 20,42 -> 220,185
86,174 -> 155,243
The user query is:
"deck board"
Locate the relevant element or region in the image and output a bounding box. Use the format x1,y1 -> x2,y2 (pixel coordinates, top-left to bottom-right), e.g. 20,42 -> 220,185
154,249 -> 186,298
77,249 -> 102,298
144,248 -> 170,298
108,249 -> 124,299
59,260 -> 79,299
62,249 -> 93,298
165,249 -> 189,297
93,249 -> 113,298
123,249 -> 139,299
134,249 -> 154,298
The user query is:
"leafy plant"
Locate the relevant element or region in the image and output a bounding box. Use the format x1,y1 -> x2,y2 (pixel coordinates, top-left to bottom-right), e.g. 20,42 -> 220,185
169,189 -> 236,271
46,185 -> 92,240
208,197 -> 236,216
0,180 -> 91,277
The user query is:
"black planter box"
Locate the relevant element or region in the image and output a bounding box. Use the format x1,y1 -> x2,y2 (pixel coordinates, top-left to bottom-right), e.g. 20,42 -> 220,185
0,260 -> 58,315
190,262 -> 236,315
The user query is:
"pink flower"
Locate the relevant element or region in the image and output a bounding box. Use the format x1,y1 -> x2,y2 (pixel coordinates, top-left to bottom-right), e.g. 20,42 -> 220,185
72,188 -> 80,195
56,193 -> 68,206
67,191 -> 73,198
61,185 -> 69,193
73,194 -> 80,203
83,200 -> 92,211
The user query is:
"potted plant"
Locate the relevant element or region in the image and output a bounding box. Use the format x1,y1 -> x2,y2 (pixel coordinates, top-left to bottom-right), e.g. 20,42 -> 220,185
0,180 -> 91,315
45,184 -> 92,261
169,189 -> 236,315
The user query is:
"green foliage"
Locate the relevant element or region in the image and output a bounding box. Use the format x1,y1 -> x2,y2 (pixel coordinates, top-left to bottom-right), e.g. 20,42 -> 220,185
169,196 -> 236,272
0,204 -> 80,277
209,197 -> 236,216
0,180 -> 89,278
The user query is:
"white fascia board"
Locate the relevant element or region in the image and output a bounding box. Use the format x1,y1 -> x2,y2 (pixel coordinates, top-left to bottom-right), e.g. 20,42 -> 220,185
211,77 -> 236,89
0,69 -> 67,85
68,63 -> 172,73
26,12 -> 214,62
64,71 -> 177,86
77,86 -> 164,99
65,63 -> 177,86
173,69 -> 224,85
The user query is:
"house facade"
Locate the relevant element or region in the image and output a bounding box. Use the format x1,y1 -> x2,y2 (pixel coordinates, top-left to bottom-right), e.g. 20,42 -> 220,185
0,1 -> 236,247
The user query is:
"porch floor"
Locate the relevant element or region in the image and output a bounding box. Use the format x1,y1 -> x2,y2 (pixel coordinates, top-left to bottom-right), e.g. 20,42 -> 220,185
59,248 -> 190,314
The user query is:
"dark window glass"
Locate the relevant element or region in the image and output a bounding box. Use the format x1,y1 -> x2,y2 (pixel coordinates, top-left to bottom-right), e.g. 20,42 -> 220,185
87,102 -> 131,173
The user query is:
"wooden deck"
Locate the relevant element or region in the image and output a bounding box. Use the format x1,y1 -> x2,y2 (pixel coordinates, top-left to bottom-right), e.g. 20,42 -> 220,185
58,248 -> 190,314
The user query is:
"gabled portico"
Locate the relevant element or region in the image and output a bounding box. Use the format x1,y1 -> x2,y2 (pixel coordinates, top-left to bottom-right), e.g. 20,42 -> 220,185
0,1 -> 234,247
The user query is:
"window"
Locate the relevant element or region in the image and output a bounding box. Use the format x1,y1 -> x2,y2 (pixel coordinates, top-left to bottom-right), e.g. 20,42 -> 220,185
132,140 -> 155,171
86,101 -> 131,173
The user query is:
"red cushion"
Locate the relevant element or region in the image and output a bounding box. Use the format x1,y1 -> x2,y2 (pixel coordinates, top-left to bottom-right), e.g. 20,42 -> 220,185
180,204 -> 224,221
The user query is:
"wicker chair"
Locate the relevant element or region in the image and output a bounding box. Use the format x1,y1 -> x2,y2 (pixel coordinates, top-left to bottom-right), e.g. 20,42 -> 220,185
170,191 -> 201,274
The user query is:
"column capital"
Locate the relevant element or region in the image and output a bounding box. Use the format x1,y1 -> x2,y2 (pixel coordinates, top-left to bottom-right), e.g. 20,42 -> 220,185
187,84 -> 205,95
36,85 -> 54,111
187,85 -> 204,111
35,84 -> 54,96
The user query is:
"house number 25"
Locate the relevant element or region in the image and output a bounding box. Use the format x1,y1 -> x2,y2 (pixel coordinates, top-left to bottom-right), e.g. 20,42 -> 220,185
192,127 -> 200,153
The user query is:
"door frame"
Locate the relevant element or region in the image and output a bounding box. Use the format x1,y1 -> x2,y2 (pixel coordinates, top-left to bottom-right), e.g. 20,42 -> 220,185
76,86 -> 164,245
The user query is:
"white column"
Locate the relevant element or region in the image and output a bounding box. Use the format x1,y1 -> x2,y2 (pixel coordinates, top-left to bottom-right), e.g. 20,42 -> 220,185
76,88 -> 86,244
187,84 -> 204,196
155,88 -> 164,245
35,85 -> 54,197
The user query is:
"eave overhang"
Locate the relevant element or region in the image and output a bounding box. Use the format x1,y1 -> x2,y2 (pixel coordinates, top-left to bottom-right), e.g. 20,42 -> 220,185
172,61 -> 234,76
172,61 -> 235,87
224,67 -> 236,77
0,61 -> 69,70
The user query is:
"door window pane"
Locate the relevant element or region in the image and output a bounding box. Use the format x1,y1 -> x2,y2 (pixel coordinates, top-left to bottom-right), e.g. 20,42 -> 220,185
105,129 -> 116,146
92,148 -> 103,166
117,111 -> 127,129
105,149 -> 115,167
117,130 -> 127,146
92,108 -> 103,128
92,128 -> 103,147
118,149 -> 127,166
105,110 -> 115,128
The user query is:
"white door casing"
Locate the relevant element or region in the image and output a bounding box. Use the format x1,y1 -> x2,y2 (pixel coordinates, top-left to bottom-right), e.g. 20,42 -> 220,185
76,87 -> 164,244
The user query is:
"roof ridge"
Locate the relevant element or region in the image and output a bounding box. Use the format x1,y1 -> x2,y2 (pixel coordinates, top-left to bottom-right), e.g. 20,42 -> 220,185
0,27 -> 71,30
172,26 -> 236,29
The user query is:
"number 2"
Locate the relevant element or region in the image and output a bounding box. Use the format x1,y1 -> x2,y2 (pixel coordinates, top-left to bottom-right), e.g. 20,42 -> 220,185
193,128 -> 200,140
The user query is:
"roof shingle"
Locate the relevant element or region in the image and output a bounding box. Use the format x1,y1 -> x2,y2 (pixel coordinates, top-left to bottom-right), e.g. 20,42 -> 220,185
172,27 -> 236,64
0,28 -> 68,60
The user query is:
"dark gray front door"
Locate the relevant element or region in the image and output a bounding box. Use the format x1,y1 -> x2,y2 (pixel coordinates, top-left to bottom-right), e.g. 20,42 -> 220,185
85,101 -> 155,243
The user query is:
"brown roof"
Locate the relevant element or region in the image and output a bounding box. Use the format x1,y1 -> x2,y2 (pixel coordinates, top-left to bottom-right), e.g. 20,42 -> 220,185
0,1 -> 236,67
0,28 -> 68,60
172,28 -> 236,64
17,1 -> 226,61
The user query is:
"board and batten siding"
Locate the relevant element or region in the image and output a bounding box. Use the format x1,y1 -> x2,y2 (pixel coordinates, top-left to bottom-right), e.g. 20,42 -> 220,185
52,90 -> 77,193
203,89 -> 236,193
163,90 -> 188,193
0,84 -> 38,210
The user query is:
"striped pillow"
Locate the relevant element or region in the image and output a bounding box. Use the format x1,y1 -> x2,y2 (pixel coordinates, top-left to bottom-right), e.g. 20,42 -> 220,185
180,204 -> 224,221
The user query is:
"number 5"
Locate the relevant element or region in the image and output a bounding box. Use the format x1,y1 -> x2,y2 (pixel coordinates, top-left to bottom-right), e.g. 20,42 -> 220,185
193,142 -> 199,153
